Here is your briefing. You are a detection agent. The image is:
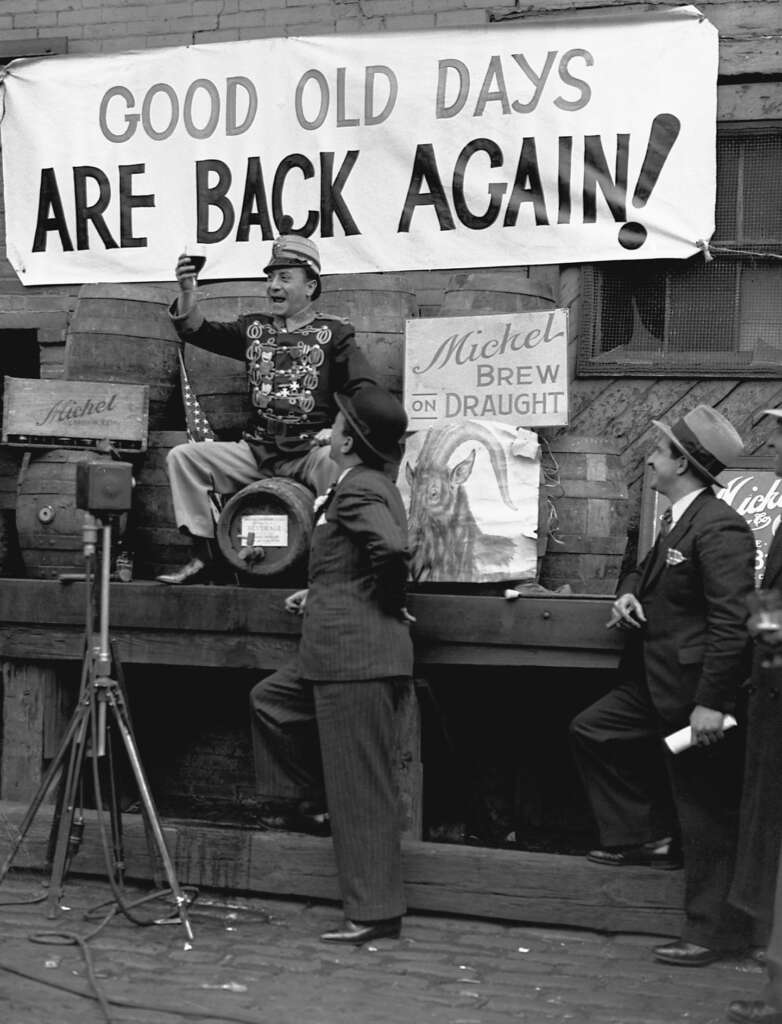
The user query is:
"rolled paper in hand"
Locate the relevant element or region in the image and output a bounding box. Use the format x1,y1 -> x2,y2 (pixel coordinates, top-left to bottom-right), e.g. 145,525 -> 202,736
664,714 -> 737,754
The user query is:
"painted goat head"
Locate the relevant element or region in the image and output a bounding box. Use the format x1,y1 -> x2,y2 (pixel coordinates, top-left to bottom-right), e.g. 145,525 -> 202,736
405,421 -> 517,582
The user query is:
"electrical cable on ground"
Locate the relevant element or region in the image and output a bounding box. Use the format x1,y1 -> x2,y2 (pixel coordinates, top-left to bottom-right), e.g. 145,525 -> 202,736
0,729 -> 201,1022
0,949 -> 264,1024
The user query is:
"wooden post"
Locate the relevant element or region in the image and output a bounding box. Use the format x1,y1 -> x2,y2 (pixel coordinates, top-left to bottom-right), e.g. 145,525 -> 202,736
1,660 -> 59,802
393,679 -> 423,839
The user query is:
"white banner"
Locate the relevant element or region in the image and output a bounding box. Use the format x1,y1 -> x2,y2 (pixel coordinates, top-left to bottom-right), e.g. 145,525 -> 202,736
0,6 -> 717,285
405,310 -> 568,428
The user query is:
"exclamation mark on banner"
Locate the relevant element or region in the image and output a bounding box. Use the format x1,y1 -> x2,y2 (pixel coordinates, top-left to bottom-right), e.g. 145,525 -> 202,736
618,113 -> 681,250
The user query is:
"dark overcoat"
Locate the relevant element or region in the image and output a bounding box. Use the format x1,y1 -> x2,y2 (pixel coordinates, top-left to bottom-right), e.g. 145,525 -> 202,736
730,526 -> 782,939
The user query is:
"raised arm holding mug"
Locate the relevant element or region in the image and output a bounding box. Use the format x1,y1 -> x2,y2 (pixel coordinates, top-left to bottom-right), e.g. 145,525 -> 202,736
157,220 -> 375,584
570,405 -> 756,967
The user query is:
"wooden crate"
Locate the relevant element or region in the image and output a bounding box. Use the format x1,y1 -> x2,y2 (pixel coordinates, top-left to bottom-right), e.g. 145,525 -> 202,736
2,377 -> 148,453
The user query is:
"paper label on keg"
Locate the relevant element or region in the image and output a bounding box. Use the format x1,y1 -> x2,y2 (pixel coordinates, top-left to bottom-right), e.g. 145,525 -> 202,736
240,515 -> 288,547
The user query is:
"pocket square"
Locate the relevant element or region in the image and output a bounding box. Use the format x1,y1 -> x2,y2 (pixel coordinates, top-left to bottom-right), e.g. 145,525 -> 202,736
665,548 -> 686,566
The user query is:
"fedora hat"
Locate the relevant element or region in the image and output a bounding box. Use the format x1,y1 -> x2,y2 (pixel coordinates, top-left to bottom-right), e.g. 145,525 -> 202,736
335,386 -> 408,465
263,216 -> 321,298
652,404 -> 744,485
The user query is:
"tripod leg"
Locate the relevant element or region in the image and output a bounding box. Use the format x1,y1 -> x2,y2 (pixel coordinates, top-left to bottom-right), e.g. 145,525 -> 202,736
109,640 -> 164,890
106,689 -> 194,943
47,665 -> 90,868
87,711 -> 127,891
0,697 -> 91,884
45,694 -> 94,918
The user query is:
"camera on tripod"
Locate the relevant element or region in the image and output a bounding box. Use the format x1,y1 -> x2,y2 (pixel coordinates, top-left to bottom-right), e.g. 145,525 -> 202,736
75,459 -> 133,517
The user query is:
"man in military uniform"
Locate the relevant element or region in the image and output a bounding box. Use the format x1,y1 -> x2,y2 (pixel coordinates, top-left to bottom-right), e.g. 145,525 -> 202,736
158,224 -> 375,584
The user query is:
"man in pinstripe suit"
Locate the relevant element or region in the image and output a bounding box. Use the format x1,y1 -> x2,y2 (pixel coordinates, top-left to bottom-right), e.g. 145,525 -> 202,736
249,385 -> 413,944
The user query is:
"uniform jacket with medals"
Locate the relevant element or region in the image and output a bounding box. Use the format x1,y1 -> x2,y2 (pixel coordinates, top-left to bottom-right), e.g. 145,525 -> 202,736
170,306 -> 375,459
619,489 -> 755,726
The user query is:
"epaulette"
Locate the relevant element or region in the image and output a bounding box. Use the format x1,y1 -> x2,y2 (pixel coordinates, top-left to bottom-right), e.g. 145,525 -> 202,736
314,311 -> 352,325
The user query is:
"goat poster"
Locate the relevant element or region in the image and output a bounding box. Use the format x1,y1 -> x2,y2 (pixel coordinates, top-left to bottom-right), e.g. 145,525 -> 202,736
399,419 -> 540,584
405,309 -> 568,429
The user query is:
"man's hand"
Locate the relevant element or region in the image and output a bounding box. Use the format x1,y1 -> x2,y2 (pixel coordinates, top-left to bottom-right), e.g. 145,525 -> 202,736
606,593 -> 647,630
747,618 -> 782,646
400,607 -> 416,624
174,252 -> 198,316
284,589 -> 308,615
690,705 -> 727,746
312,428 -> 332,447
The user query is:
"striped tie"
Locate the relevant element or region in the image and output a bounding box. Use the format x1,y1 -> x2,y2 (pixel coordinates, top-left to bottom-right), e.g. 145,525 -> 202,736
659,507 -> 673,537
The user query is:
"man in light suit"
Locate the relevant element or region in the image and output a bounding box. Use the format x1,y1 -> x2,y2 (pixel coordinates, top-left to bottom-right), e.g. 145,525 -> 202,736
249,385 -> 413,944
728,407 -> 782,1024
570,405 -> 756,966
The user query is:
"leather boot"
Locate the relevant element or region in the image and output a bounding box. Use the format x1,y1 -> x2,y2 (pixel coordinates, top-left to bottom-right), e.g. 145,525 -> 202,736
157,538 -> 215,585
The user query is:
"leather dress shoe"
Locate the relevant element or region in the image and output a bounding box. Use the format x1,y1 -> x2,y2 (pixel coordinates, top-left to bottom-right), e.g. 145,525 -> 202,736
653,940 -> 723,966
320,917 -> 402,944
588,837 -> 682,870
156,557 -> 211,585
728,1000 -> 782,1023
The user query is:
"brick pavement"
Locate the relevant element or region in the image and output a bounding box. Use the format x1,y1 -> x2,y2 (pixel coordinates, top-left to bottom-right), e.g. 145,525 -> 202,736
0,872 -> 766,1024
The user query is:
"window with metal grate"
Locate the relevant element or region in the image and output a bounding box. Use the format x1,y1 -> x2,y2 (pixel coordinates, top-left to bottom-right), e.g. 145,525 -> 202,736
578,123 -> 782,377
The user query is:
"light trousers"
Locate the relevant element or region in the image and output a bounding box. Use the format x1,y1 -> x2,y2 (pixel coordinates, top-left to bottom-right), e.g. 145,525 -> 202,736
166,439 -> 337,538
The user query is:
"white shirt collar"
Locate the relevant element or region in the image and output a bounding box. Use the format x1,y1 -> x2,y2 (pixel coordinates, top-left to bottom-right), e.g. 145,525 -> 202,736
669,487 -> 707,526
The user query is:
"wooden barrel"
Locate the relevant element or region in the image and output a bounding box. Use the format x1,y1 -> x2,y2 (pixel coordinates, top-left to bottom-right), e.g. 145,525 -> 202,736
183,281 -> 270,441
441,271 -> 557,315
127,430 -> 191,579
317,274 -> 418,397
538,437 -> 630,595
65,283 -> 182,429
16,450 -> 115,579
216,478 -> 314,581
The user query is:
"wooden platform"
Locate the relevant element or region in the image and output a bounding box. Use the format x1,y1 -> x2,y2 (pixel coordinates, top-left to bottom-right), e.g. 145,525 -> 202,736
0,581 -> 663,933
0,802 -> 684,937
0,580 -> 623,670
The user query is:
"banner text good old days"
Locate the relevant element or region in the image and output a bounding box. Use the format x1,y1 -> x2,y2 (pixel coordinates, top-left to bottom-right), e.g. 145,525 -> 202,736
0,6 -> 717,284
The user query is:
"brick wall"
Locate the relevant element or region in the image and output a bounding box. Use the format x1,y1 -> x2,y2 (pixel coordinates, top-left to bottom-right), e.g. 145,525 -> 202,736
0,1 -> 778,58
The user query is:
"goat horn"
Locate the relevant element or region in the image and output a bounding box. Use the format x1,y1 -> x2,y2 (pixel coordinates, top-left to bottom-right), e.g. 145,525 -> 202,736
423,421 -> 517,509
